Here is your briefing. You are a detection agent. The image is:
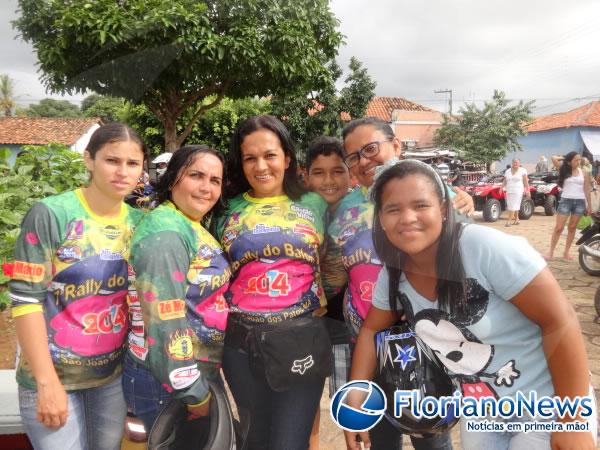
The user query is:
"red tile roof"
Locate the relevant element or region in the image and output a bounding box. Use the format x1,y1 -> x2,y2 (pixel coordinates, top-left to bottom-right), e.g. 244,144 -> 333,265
307,96 -> 432,122
366,96 -> 433,122
0,117 -> 102,145
526,101 -> 600,132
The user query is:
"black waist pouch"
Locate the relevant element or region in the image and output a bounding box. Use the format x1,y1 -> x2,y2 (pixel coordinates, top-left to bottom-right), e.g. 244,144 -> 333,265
248,316 -> 333,392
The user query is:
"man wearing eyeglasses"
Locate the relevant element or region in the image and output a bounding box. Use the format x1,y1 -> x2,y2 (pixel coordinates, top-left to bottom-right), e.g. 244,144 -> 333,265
324,117 -> 473,450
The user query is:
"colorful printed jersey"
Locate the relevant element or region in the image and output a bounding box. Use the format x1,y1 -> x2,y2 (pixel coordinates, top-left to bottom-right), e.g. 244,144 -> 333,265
213,192 -> 327,326
327,187 -> 381,338
129,202 -> 230,404
9,189 -> 142,391
327,184 -> 462,339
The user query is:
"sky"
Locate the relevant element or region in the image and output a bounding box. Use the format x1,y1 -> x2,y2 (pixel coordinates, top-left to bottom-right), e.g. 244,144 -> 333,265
2,0 -> 600,116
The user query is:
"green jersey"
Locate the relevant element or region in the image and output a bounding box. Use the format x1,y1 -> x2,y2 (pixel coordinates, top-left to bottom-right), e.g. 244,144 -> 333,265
9,189 -> 142,390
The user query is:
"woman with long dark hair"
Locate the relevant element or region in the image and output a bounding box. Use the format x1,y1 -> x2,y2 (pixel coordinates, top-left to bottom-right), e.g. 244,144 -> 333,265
9,123 -> 147,450
213,115 -> 331,450
123,145 -> 230,434
547,151 -> 593,260
346,159 -> 596,450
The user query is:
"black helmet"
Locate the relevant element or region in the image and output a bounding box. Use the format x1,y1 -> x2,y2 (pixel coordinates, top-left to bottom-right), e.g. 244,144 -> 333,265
373,323 -> 459,436
147,380 -> 237,450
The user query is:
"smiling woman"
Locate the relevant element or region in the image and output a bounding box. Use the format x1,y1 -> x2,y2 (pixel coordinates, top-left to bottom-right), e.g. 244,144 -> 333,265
212,115 -> 331,450
122,145 -> 232,440
346,159 -> 597,450
8,123 -> 147,450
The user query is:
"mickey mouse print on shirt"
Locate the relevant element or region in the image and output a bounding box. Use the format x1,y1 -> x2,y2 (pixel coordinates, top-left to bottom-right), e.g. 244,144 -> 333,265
400,279 -> 521,400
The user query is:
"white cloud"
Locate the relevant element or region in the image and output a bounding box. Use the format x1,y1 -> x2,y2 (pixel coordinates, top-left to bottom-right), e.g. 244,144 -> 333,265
2,0 -> 599,113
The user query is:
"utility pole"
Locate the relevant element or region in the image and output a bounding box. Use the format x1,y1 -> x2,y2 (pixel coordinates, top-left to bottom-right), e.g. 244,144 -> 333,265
434,89 -> 452,115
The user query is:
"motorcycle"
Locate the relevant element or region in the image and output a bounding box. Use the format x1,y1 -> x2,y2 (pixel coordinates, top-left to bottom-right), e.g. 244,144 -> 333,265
577,211 -> 600,276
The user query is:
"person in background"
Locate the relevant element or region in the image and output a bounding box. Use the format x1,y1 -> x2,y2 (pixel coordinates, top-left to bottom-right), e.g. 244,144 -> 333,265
502,158 -> 530,226
304,136 -> 352,450
435,156 -> 450,181
213,115 -> 330,450
152,152 -> 173,179
123,145 -> 230,435
582,156 -> 593,176
547,152 -> 593,260
9,123 -> 146,450
535,155 -> 549,173
448,165 -> 465,188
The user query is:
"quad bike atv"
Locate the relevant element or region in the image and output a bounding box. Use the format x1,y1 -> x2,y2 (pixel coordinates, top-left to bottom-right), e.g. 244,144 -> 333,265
467,175 -> 534,222
528,171 -> 560,216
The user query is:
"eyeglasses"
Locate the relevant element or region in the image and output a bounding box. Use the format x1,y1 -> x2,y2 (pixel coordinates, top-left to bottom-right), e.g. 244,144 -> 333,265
343,140 -> 391,169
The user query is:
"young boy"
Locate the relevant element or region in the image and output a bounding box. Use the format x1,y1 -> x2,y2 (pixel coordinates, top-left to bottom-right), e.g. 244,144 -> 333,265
304,136 -> 352,450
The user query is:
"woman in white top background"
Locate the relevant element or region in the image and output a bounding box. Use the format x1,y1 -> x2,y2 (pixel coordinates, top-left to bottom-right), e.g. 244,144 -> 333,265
547,152 -> 593,260
502,158 -> 530,226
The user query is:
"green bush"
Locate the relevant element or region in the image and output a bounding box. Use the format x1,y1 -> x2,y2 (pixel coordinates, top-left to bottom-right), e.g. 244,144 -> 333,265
0,144 -> 87,310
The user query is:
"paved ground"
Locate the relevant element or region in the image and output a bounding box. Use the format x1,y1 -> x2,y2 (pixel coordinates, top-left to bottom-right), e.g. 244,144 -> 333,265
315,211 -> 600,450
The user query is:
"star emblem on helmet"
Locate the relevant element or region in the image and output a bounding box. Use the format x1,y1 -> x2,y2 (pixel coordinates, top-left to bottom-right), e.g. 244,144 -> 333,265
393,344 -> 416,370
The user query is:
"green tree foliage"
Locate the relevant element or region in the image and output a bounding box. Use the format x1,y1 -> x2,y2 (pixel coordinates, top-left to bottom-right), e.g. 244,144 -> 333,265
81,94 -> 126,122
25,98 -> 82,118
188,97 -> 271,154
0,145 -> 87,309
271,57 -> 376,161
119,96 -> 271,157
0,74 -> 16,117
118,102 -> 165,156
434,90 -> 533,171
339,57 -> 377,122
14,0 -> 342,152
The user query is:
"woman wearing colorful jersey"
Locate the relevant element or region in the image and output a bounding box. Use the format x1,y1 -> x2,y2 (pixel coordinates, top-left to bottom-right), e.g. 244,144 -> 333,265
9,123 -> 146,450
123,145 -> 230,433
347,159 -> 596,450
213,115 -> 329,450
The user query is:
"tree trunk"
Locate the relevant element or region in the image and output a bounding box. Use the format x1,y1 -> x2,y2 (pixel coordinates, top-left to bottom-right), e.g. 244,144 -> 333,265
164,118 -> 178,152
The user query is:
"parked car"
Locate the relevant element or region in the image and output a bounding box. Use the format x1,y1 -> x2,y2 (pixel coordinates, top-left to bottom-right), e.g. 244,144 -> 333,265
465,175 -> 534,222
528,171 -> 560,216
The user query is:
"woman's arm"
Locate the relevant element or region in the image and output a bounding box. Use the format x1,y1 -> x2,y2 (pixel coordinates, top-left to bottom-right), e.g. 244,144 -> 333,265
523,171 -> 530,197
551,155 -> 563,170
9,203 -> 67,428
15,312 -> 68,428
583,171 -> 593,214
510,268 -> 595,449
344,307 -> 396,450
133,230 -> 212,416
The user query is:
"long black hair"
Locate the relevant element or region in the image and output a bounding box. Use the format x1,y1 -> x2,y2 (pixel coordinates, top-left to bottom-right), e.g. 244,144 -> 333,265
155,144 -> 226,217
225,115 -> 306,200
557,151 -> 580,188
371,160 -> 467,317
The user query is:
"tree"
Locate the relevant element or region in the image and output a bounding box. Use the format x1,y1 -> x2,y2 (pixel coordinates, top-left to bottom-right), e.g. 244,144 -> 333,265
271,57 -> 376,159
14,0 -> 342,151
25,98 -> 82,118
81,94 -> 126,122
188,96 -> 271,154
0,74 -> 16,117
434,90 -> 533,171
338,57 -> 377,121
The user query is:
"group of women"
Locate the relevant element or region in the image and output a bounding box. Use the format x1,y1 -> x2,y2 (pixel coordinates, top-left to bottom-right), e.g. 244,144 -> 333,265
8,116 -> 597,450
